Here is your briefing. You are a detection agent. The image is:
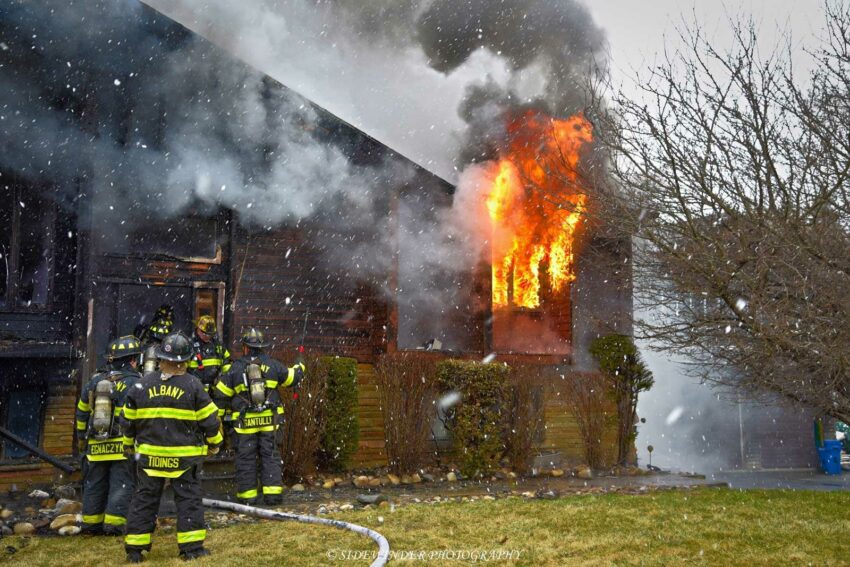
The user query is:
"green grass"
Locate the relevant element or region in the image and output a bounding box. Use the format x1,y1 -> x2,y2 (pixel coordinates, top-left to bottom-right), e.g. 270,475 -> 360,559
3,489 -> 850,566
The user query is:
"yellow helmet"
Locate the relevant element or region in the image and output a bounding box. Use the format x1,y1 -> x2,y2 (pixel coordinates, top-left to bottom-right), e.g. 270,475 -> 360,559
195,315 -> 217,334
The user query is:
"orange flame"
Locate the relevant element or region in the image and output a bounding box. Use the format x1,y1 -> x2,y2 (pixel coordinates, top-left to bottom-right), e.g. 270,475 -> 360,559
487,112 -> 592,309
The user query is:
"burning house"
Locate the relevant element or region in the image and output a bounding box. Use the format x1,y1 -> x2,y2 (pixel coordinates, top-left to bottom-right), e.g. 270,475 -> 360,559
0,1 -> 631,489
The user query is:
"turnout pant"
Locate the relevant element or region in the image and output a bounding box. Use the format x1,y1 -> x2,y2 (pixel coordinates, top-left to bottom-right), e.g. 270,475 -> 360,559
235,431 -> 283,501
81,459 -> 135,533
124,466 -> 206,554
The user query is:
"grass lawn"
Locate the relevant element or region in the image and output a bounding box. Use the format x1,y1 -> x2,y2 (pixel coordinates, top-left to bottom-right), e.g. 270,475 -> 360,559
2,488 -> 849,566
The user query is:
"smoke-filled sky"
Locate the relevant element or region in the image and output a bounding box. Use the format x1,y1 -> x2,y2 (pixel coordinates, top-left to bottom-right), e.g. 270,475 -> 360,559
143,0 -> 824,182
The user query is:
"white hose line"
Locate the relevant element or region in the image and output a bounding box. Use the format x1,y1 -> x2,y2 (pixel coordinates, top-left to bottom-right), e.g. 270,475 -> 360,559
203,498 -> 390,567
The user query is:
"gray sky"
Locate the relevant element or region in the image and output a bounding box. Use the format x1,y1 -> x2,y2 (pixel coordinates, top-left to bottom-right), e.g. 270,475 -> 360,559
143,0 -> 825,182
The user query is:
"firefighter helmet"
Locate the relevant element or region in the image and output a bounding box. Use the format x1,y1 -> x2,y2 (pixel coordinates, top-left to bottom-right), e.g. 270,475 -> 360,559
195,315 -> 217,335
147,317 -> 173,341
155,304 -> 174,320
241,327 -> 269,348
106,335 -> 142,361
155,331 -> 193,362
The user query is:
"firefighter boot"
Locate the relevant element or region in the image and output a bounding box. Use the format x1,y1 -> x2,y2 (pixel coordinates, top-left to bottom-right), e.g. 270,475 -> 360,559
180,548 -> 211,561
126,550 -> 144,563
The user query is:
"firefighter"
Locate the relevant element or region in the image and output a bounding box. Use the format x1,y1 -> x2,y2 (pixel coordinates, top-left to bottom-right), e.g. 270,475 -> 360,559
136,304 -> 174,374
75,335 -> 142,535
214,328 -> 304,505
121,331 -> 222,563
188,315 -> 232,393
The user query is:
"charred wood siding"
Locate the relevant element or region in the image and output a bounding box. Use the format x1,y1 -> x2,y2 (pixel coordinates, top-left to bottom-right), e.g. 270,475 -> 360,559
230,226 -> 389,362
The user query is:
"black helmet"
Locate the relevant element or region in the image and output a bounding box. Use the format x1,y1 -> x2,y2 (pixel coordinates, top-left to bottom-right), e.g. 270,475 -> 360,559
241,327 -> 269,348
155,304 -> 174,320
147,317 -> 173,341
155,331 -> 193,362
106,335 -> 142,362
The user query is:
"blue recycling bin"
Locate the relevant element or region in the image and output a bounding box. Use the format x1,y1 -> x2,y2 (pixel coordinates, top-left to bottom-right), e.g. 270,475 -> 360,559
818,439 -> 842,475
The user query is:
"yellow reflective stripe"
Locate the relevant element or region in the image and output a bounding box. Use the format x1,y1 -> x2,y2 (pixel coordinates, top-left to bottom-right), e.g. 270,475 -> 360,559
276,406 -> 284,415
126,533 -> 152,546
281,367 -> 295,388
262,486 -> 283,495
201,359 -> 223,366
235,425 -> 276,434
221,363 -> 232,373
87,453 -> 126,462
76,420 -> 88,431
122,436 -> 134,446
196,402 -> 218,421
137,444 -> 207,457
234,384 -> 248,394
104,514 -> 126,526
177,529 -> 207,544
216,381 -> 234,397
113,407 -> 122,416
142,468 -> 189,478
83,514 -> 105,524
217,408 -> 226,417
77,399 -> 91,412
244,409 -> 273,418
122,407 -> 137,419
237,488 -> 258,499
134,407 -> 197,420
264,380 -> 279,388
206,431 -> 223,445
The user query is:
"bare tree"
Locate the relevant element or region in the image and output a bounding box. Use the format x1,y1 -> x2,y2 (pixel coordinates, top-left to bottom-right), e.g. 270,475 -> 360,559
589,2 -> 850,422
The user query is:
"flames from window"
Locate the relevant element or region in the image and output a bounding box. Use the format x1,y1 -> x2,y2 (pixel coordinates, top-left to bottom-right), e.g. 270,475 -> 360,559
486,112 -> 592,309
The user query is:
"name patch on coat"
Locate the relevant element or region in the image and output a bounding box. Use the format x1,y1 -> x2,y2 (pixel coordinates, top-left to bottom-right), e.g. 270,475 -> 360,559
147,384 -> 186,400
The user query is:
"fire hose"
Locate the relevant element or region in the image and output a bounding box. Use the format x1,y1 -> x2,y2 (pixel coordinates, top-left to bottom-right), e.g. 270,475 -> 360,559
202,498 -> 390,567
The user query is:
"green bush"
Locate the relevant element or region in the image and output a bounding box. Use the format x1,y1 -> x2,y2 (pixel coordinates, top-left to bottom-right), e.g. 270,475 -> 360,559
589,335 -> 654,465
317,356 -> 360,472
436,360 -> 510,477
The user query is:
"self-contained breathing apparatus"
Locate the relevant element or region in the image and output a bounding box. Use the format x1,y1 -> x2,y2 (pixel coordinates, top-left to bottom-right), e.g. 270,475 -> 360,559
245,361 -> 267,410
88,371 -> 120,440
142,344 -> 159,374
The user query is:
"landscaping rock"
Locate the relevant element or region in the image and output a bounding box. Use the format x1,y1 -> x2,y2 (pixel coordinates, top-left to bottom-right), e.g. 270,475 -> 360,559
339,504 -> 354,511
368,478 -> 382,488
50,514 -> 79,530
333,477 -> 344,485
58,525 -> 81,536
54,485 -> 76,500
357,493 -> 387,505
13,522 -> 34,536
28,490 -> 50,500
353,476 -> 370,488
0,509 -> 13,521
400,475 -> 413,485
387,474 -> 400,486
421,473 -> 435,483
0,525 -> 11,536
507,471 -> 517,479
41,498 -> 56,509
550,469 -> 565,477
31,518 -> 50,530
575,465 -> 593,480
410,473 -> 422,484
54,499 -> 82,515
322,480 -> 335,489
291,484 -> 306,492
446,472 -> 457,482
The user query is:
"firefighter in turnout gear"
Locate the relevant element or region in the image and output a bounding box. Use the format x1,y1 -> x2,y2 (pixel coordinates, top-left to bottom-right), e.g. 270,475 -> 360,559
189,315 -> 231,393
215,328 -> 304,505
75,336 -> 142,535
136,304 -> 174,375
121,332 -> 222,562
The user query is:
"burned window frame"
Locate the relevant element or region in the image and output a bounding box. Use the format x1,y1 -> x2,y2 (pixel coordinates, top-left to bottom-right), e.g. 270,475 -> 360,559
0,175 -> 56,313
0,370 -> 48,464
